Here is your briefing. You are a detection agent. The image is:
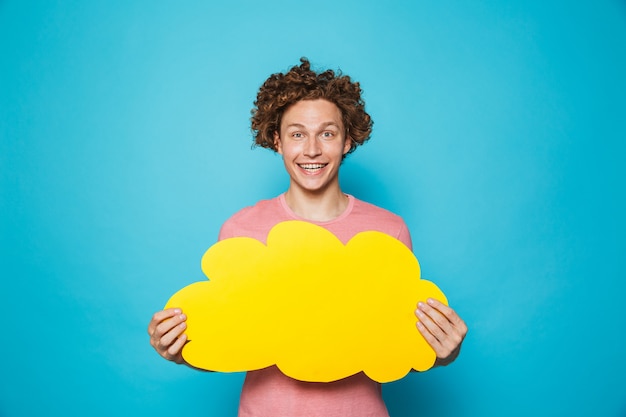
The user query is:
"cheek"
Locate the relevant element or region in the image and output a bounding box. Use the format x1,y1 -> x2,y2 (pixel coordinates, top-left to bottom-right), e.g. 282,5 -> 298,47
278,138 -> 301,157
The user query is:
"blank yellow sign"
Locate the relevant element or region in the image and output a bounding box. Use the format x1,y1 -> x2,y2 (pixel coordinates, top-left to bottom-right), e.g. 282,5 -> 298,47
165,220 -> 447,383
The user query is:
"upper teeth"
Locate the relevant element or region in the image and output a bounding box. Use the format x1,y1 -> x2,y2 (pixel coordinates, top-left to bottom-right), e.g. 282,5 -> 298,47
300,164 -> 325,169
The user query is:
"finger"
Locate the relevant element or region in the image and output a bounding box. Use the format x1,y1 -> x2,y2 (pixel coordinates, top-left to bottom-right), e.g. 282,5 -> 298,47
415,304 -> 447,343
154,314 -> 187,347
417,319 -> 457,361
165,333 -> 188,361
154,321 -> 187,355
149,312 -> 186,349
416,314 -> 461,359
416,319 -> 442,350
148,308 -> 182,335
426,299 -> 461,323
424,299 -> 468,337
417,302 -> 451,334
416,300 -> 467,361
417,305 -> 466,358
424,298 -> 447,311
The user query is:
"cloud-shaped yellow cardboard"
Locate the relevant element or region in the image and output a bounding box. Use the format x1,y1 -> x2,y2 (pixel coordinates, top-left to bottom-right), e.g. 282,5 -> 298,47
165,220 -> 447,383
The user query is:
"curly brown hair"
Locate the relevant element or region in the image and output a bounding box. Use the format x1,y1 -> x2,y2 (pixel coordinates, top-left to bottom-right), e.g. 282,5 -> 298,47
251,58 -> 373,155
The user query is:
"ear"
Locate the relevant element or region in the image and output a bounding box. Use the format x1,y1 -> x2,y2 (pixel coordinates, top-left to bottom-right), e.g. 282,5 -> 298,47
343,135 -> 352,155
273,131 -> 283,155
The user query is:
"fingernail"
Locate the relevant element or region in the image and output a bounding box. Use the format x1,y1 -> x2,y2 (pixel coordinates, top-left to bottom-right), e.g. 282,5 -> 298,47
416,309 -> 424,318
174,308 -> 181,314
427,298 -> 435,305
418,302 -> 425,309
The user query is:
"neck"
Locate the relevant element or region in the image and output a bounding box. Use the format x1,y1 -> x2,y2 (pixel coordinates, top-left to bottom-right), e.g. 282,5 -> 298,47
284,185 -> 348,222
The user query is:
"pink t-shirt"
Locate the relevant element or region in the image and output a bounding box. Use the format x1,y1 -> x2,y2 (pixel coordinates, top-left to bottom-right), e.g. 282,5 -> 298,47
219,194 -> 412,417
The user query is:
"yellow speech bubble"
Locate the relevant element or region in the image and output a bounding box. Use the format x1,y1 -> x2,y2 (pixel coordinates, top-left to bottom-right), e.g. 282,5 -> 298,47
165,220 -> 447,383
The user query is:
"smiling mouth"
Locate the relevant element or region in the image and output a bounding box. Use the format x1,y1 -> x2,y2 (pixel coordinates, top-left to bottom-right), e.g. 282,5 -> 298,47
298,163 -> 327,172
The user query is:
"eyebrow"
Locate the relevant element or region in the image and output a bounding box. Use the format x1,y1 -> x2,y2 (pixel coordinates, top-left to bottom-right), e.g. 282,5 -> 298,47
284,122 -> 341,129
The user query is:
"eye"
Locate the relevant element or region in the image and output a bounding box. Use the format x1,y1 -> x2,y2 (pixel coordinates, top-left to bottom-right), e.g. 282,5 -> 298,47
321,131 -> 335,139
291,132 -> 304,139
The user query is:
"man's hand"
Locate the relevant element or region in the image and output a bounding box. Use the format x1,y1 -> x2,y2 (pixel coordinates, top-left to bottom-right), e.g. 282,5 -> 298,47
148,308 -> 188,364
415,298 -> 467,367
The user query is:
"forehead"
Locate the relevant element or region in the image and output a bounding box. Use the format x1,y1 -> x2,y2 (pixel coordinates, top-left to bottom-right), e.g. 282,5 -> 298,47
281,99 -> 344,130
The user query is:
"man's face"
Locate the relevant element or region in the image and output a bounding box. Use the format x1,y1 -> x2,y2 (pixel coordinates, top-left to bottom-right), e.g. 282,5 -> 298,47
274,99 -> 351,196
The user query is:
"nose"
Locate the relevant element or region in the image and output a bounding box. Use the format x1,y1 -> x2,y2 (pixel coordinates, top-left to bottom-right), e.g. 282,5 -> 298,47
303,137 -> 322,157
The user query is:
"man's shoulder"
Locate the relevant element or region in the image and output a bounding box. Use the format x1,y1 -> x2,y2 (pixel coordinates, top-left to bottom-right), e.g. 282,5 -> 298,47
351,197 -> 405,223
226,197 -> 280,223
219,196 -> 284,241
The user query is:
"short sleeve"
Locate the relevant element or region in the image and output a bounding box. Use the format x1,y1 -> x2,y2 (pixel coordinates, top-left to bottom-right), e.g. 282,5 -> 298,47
218,216 -> 240,241
397,221 -> 413,251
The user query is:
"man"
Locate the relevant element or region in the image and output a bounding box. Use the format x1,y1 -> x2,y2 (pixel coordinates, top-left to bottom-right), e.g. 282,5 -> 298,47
149,58 -> 467,417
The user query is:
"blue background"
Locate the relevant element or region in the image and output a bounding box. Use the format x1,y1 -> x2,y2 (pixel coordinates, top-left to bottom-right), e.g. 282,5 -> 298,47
1,1 -> 625,416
